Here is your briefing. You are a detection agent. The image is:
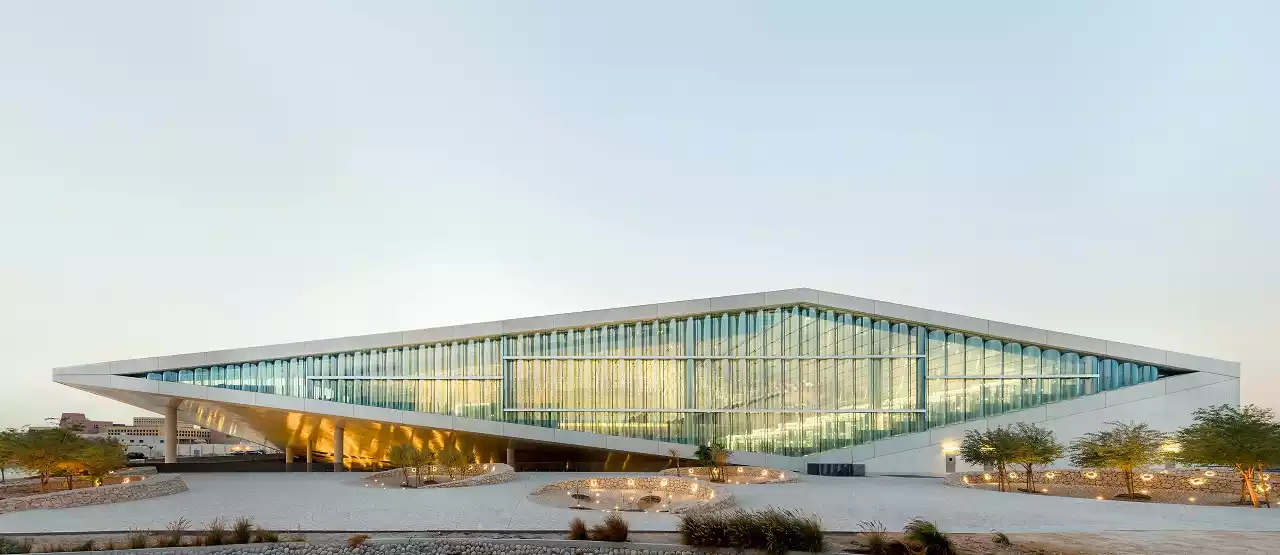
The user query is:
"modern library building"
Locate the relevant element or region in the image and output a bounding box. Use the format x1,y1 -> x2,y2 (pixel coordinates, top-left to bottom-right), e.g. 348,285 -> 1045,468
53,288 -> 1239,474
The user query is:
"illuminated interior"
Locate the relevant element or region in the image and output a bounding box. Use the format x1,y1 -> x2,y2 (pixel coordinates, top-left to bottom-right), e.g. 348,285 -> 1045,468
133,304 -> 1170,457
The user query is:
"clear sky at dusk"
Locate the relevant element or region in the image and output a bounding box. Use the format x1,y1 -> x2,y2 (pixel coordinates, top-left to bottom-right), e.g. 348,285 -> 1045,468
1,2 -> 1276,429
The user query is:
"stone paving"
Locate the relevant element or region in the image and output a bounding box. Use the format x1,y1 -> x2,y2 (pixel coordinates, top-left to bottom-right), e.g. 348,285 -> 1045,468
0,472 -> 1278,534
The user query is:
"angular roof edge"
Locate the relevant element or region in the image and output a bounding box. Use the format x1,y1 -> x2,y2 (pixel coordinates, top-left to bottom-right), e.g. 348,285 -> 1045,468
52,287 -> 1240,377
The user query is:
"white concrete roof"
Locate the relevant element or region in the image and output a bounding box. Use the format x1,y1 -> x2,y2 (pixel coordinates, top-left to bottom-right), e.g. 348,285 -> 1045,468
52,287 -> 1239,377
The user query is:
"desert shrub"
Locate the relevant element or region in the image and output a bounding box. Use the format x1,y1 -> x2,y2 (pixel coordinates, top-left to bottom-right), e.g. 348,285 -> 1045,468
254,528 -> 280,543
758,508 -> 824,554
231,517 -> 254,544
204,518 -> 228,546
0,537 -> 35,554
725,511 -> 765,549
903,518 -> 953,555
347,534 -> 370,548
567,518 -> 588,540
679,512 -> 733,548
588,514 -> 629,542
992,531 -> 1011,547
70,540 -> 95,552
855,520 -> 890,555
287,536 -> 306,543
126,531 -> 149,550
162,517 -> 190,547
680,508 -> 823,554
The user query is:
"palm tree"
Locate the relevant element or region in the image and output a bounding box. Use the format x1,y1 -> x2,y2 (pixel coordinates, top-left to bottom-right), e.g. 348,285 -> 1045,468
693,442 -> 731,482
694,444 -> 714,469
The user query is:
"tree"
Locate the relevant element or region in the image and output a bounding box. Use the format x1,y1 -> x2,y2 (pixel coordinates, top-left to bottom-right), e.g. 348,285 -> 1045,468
8,427 -> 86,490
53,459 -> 83,490
1174,404 -> 1280,508
76,438 -> 127,487
1068,421 -> 1168,499
710,443 -> 731,482
0,428 -> 18,483
436,446 -> 467,480
958,427 -> 1019,492
388,443 -> 427,486
417,448 -> 436,480
667,448 -> 681,472
1009,423 -> 1064,493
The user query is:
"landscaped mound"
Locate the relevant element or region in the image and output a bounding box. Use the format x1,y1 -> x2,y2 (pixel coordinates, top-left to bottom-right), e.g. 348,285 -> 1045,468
528,475 -> 734,514
0,469 -> 187,513
946,467 -> 1264,505
658,465 -> 798,485
359,463 -> 514,489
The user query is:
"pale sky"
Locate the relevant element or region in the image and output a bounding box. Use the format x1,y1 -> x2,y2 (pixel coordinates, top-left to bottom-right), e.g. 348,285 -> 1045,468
1,2 -> 1276,430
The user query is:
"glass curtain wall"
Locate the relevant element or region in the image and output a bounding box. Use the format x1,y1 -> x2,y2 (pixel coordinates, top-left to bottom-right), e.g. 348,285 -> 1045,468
152,339 -> 503,419
503,307 -> 924,456
144,305 -> 1164,457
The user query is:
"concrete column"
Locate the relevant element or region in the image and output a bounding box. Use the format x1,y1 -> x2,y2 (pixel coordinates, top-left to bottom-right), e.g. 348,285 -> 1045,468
284,445 -> 294,472
305,439 -> 313,472
506,448 -> 515,467
333,426 -> 345,472
163,404 -> 178,463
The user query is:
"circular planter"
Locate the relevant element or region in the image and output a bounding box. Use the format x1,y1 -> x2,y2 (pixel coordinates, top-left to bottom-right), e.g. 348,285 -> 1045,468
945,467 -> 1259,506
360,463 -> 515,489
528,475 -> 735,514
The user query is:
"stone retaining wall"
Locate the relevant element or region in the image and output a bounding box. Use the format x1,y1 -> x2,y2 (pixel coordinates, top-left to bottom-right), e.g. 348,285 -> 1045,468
945,467 -> 1252,494
0,473 -> 188,513
361,463 -> 515,488
945,467 -> 1262,504
658,466 -> 798,484
531,476 -> 735,514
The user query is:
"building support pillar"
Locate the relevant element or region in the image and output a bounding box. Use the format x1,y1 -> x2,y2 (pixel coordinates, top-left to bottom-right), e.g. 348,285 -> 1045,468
305,439 -> 313,472
163,403 -> 178,463
284,445 -> 294,472
333,426 -> 345,472
506,447 -> 515,468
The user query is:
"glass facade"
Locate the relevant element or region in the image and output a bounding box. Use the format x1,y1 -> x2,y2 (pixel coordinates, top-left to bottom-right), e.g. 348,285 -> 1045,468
141,305 -> 1165,457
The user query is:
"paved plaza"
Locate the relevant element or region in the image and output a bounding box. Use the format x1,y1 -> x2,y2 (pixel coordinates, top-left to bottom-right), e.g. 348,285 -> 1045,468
1,472 -> 1278,534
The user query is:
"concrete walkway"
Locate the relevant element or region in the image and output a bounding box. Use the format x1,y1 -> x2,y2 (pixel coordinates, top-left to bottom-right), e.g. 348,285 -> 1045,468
1,472 -> 1278,534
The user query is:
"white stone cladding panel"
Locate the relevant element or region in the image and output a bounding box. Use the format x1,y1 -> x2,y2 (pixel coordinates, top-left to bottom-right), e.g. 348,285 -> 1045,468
804,373 -> 1240,476
1102,380 -> 1165,406
51,288 -> 1234,380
